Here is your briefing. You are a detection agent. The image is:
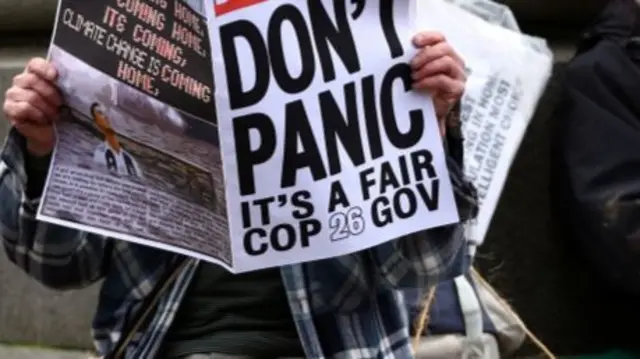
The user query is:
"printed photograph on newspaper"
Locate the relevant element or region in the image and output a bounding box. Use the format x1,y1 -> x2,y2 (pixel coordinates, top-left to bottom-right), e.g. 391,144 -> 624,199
37,0 -> 233,268
207,0 -> 460,272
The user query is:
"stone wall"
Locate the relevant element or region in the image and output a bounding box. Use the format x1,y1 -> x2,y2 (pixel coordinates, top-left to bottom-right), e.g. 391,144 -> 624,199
0,0 -> 56,34
0,0 -> 96,349
0,57 -> 100,349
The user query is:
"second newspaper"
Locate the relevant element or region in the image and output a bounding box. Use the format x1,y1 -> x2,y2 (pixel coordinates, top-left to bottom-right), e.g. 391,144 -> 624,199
41,0 -> 229,265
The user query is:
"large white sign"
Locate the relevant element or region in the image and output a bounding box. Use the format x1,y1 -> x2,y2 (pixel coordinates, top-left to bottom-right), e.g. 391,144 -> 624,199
207,0 -> 459,272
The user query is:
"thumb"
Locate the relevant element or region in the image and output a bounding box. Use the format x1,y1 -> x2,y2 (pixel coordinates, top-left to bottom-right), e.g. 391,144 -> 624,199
432,95 -> 449,119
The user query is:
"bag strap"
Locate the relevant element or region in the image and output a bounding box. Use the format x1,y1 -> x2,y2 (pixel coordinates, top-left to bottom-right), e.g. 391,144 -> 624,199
412,267 -> 557,359
453,275 -> 484,357
470,268 -> 556,359
106,257 -> 189,359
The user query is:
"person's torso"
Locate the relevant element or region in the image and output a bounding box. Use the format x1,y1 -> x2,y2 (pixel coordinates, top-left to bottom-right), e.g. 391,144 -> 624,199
91,244 -> 415,359
92,143 -> 141,178
161,263 -> 303,358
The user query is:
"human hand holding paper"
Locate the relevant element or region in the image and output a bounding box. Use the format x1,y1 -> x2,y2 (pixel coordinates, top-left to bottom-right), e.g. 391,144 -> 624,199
410,31 -> 466,135
3,57 -> 62,156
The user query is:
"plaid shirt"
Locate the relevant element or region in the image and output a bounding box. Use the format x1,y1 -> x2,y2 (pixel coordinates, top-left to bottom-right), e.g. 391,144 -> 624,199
0,105 -> 475,358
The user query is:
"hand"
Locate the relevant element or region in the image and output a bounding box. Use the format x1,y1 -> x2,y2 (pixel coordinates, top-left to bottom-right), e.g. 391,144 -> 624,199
3,57 -> 62,156
410,31 -> 466,135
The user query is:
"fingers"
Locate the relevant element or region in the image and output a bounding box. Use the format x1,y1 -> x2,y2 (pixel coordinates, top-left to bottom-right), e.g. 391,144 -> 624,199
12,71 -> 62,108
2,57 -> 60,156
412,31 -> 446,48
410,41 -> 463,72
25,57 -> 58,83
411,55 -> 464,85
3,95 -> 49,124
413,74 -> 465,101
439,117 -> 446,137
5,87 -> 59,123
410,32 -> 466,105
3,57 -> 62,125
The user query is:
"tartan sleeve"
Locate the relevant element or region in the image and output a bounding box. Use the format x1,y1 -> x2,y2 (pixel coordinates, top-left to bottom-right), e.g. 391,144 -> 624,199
369,101 -> 477,289
0,128 -> 111,290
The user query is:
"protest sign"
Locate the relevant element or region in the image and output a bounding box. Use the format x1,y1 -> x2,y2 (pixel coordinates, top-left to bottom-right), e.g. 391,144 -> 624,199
37,0 -> 459,273
414,0 -> 553,246
206,0 -> 459,272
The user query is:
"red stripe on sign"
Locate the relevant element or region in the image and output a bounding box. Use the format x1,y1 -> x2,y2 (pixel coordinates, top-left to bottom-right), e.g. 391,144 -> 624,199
214,0 -> 267,16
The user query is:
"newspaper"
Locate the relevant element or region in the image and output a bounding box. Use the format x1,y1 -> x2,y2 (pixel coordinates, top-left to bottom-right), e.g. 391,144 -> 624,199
415,0 -> 554,246
37,0 -> 459,273
444,0 -> 521,31
446,0 -> 552,56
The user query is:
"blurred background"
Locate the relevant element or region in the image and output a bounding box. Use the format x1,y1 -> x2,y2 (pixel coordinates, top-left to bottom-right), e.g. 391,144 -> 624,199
0,0 -> 624,358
